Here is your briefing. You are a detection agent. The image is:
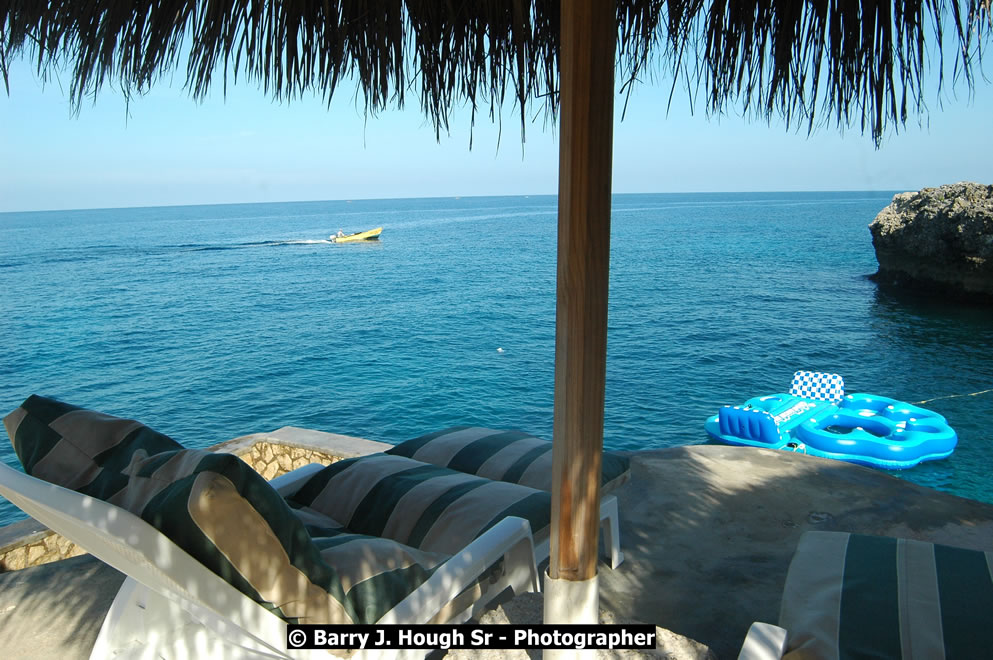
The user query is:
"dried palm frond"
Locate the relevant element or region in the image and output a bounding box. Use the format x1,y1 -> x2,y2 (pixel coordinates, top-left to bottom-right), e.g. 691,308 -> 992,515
1,1 -> 989,144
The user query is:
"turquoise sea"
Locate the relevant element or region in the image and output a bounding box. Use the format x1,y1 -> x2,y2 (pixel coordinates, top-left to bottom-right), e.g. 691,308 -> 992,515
2,192 -> 992,526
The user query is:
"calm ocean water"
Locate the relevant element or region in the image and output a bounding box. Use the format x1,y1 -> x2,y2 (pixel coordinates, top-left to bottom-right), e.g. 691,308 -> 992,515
1,192 -> 992,526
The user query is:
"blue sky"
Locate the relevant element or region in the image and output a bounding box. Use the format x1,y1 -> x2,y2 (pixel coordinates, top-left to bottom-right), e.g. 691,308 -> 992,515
1,53 -> 990,212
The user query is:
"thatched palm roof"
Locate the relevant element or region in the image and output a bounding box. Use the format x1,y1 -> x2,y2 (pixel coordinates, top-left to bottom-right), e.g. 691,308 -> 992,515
2,1 -> 990,143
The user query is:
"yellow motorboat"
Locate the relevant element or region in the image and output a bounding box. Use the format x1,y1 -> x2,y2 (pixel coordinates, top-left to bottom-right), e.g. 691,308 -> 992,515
330,227 -> 382,243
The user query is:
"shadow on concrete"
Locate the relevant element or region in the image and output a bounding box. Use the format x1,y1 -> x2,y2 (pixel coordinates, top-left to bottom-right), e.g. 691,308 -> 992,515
597,445 -> 993,659
0,554 -> 124,659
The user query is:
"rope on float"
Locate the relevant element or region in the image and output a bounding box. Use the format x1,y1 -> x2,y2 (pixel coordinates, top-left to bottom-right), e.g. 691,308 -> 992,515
913,388 -> 993,405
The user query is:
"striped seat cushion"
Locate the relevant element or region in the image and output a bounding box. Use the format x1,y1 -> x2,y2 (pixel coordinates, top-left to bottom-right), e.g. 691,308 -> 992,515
287,452 -> 552,556
385,426 -> 631,494
287,504 -> 459,624
780,531 -> 993,659
3,397 -> 449,626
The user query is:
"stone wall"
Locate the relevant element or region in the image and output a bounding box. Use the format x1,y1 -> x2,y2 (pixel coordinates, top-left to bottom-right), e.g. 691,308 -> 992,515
242,439 -> 340,480
0,427 -> 380,573
0,521 -> 88,571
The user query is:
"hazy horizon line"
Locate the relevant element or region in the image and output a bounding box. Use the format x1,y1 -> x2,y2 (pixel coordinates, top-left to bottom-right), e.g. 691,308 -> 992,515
0,187 -> 921,215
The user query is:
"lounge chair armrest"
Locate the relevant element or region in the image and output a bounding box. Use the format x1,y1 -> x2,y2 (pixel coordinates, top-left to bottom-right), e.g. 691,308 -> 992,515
380,516 -> 540,624
269,463 -> 326,497
737,622 -> 787,660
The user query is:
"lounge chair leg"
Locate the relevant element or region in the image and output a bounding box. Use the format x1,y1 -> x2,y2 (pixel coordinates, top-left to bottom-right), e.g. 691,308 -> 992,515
92,578 -> 211,659
473,529 -> 541,620
94,577 -> 290,659
506,532 -> 542,595
465,530 -> 542,620
599,495 -> 624,568
737,622 -> 787,660
91,577 -> 147,658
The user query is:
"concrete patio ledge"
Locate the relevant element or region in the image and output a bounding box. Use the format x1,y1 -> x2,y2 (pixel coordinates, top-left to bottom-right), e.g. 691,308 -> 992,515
240,425 -> 393,458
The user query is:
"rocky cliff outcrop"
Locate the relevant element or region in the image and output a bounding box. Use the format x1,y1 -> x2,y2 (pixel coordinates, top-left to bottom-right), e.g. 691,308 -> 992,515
869,182 -> 993,303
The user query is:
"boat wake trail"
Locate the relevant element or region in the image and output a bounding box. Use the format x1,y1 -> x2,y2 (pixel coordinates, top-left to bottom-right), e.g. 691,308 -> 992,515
264,239 -> 335,246
185,239 -> 333,251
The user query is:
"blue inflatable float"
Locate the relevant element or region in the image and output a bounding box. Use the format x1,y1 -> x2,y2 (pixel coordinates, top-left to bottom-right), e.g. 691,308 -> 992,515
704,371 -> 958,469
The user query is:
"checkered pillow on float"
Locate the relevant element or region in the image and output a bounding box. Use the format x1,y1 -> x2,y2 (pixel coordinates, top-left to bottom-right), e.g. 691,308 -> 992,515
789,371 -> 845,402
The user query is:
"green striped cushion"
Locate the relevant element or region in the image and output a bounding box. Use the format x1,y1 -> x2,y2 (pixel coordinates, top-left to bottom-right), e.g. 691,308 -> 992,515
3,395 -> 183,497
780,531 -> 993,659
288,453 -> 553,556
3,397 -> 449,626
288,502 -> 490,625
288,504 -> 455,624
385,426 -> 631,494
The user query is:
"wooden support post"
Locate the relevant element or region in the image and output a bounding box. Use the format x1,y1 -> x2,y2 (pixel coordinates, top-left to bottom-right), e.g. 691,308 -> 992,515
549,0 -> 616,584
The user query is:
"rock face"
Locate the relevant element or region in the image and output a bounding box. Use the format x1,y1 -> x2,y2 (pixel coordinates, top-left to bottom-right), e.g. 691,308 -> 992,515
869,182 -> 993,302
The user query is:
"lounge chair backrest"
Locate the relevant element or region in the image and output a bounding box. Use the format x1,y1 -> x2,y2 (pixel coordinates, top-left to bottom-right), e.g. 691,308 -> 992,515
718,406 -> 783,445
2,396 -> 451,626
789,371 -> 845,403
385,426 -> 631,493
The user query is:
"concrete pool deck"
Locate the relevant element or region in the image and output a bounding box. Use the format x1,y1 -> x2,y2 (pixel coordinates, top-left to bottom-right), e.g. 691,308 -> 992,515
2,439 -> 993,659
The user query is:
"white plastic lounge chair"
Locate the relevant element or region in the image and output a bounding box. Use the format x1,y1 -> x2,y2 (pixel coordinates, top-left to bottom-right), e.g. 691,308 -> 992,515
279,453 -> 624,571
0,460 -> 539,659
1,396 -> 541,659
383,426 -> 629,568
